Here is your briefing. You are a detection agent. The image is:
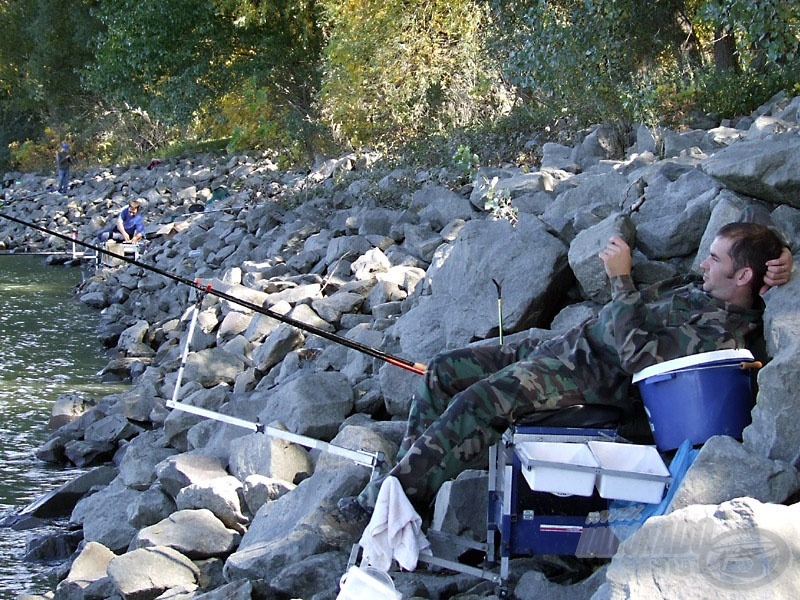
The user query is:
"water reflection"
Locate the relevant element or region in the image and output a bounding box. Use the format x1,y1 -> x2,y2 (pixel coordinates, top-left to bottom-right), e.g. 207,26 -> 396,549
0,256 -> 123,598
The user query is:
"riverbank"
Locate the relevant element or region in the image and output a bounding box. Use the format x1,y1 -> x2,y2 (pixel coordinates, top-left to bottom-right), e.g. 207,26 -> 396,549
3,93 -> 800,599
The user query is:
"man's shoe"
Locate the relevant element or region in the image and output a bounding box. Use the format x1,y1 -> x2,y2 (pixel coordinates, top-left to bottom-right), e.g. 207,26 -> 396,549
319,497 -> 372,547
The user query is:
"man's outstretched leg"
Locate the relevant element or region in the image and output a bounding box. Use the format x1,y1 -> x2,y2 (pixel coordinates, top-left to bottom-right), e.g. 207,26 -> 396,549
364,356 -> 584,509
396,343 -> 525,459
320,344 -> 518,544
322,354 -> 584,543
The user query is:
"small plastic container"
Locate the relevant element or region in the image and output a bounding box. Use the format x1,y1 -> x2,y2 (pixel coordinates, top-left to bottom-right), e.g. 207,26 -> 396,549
588,441 -> 671,504
516,442 -> 600,496
337,566 -> 402,600
632,349 -> 756,451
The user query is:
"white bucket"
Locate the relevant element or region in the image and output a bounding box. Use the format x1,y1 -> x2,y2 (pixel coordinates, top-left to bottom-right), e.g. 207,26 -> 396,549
336,566 -> 402,600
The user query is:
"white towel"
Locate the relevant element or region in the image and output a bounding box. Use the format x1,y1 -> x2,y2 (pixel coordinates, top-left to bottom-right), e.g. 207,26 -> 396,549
358,476 -> 432,571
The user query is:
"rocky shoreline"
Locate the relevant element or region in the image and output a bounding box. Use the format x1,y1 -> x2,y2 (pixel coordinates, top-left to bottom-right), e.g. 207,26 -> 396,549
3,92 -> 800,599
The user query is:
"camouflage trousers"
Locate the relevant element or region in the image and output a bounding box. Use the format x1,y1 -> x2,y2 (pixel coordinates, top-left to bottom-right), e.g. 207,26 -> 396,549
357,340 -> 587,511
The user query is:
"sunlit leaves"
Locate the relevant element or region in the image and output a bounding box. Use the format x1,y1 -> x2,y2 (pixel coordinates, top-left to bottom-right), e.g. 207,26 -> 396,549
317,0 -> 504,148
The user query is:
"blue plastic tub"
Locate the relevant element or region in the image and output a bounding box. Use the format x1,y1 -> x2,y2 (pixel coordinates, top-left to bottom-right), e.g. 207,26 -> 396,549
632,350 -> 756,451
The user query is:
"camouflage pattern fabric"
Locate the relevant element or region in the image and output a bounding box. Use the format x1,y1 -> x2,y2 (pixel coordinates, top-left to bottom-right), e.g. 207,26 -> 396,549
357,273 -> 763,511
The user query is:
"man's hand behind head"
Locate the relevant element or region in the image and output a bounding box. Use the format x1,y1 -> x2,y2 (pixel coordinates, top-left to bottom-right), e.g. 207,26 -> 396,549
761,247 -> 794,294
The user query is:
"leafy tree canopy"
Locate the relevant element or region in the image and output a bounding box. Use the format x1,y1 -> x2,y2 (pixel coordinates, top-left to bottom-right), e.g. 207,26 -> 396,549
1,0 -> 798,172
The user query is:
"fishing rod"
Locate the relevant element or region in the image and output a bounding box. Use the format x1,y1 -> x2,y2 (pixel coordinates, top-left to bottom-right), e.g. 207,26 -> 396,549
0,210 -> 427,375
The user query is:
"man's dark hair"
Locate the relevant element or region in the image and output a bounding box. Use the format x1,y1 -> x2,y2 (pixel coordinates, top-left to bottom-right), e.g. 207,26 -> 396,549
716,222 -> 784,296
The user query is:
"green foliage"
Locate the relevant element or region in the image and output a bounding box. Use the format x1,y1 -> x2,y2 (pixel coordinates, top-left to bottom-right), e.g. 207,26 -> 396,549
85,0 -> 238,123
482,176 -> 518,225
685,64 -> 799,121
452,144 -> 480,181
0,0 -> 99,170
2,0 -> 800,175
488,0 -> 800,130
699,0 -> 800,68
83,0 -> 326,161
318,0 -> 509,148
8,140 -> 54,173
489,0 -> 688,125
0,108 -> 44,173
7,126 -> 65,173
0,0 -> 100,119
212,78 -> 326,167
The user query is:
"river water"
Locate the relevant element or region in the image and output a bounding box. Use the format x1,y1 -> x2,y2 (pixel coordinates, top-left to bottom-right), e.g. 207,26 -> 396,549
0,255 -> 121,598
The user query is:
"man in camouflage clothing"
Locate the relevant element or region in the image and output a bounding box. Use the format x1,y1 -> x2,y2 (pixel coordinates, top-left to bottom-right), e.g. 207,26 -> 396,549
324,222 -> 791,541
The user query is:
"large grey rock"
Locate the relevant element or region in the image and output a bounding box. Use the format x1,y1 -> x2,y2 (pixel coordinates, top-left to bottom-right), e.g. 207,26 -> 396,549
224,425 -> 395,588
163,384 -> 230,449
632,168 -> 719,258
743,274 -> 800,464
431,470 -> 488,542
541,170 -> 629,237
17,465 -> 117,520
390,215 -> 569,362
54,541 -> 116,600
593,497 -> 800,600
701,132 -> 800,207
412,184 -> 475,227
227,430 -> 313,485
70,479 -> 141,552
569,213 -> 636,303
79,291 -> 108,309
242,474 -> 296,515
340,325 -> 385,384
661,128 -> 709,158
251,323 -> 305,371
62,437 -> 115,467
119,378 -> 163,422
175,476 -> 249,533
183,347 -> 245,387
571,124 -> 625,170
268,551 -> 349,600
127,486 -> 177,529
469,170 -> 555,211
118,430 -> 178,490
107,545 -> 199,600
668,436 -> 800,512
311,291 -> 365,323
255,371 -> 354,440
130,508 -> 241,558
117,319 -> 150,353
222,469 -> 353,588
515,565 -> 607,600
49,392 -> 94,430
188,579 -> 252,600
200,278 -> 271,315
217,310 -> 252,341
154,453 -> 229,498
541,142 -> 579,172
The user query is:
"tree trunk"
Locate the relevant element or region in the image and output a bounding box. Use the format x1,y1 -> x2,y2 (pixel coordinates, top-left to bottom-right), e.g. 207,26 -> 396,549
714,25 -> 740,73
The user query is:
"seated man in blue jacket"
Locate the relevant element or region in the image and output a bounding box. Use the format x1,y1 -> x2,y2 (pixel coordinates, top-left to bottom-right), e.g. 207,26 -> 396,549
98,200 -> 145,243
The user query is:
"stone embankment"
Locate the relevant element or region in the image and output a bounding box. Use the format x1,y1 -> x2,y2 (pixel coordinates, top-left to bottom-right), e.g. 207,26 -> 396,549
2,91 -> 800,599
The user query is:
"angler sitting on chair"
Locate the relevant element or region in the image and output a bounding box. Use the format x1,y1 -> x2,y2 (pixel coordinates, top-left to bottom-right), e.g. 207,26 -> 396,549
322,222 -> 793,544
98,200 -> 145,244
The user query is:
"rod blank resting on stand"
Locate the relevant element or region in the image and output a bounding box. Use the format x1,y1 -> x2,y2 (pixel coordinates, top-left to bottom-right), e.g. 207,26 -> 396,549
0,210 -> 426,375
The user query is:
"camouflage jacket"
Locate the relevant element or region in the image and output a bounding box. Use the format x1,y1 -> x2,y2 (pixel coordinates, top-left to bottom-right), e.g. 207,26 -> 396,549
536,273 -> 763,408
